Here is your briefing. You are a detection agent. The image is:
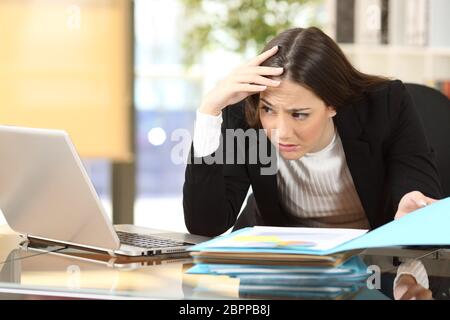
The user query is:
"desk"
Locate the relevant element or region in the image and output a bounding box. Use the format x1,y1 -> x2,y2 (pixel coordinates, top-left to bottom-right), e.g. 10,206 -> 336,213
0,225 -> 449,300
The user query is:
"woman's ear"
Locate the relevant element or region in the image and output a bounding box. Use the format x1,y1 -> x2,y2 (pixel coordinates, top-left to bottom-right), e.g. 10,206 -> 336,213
327,106 -> 337,118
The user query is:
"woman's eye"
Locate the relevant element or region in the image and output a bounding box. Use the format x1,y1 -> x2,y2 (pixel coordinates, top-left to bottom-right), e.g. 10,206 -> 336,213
261,106 -> 273,114
292,113 -> 309,120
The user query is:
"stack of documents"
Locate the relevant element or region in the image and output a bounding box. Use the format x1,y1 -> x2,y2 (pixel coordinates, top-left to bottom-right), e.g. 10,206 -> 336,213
186,198 -> 450,298
188,256 -> 370,299
187,227 -> 371,299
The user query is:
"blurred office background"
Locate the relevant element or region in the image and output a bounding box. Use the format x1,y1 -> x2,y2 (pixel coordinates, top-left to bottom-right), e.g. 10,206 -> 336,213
0,0 -> 449,233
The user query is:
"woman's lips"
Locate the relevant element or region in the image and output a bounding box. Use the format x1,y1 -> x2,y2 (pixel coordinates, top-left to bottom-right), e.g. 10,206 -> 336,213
278,143 -> 300,152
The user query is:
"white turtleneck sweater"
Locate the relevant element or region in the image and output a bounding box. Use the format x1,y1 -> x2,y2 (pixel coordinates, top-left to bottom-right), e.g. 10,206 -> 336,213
276,127 -> 370,229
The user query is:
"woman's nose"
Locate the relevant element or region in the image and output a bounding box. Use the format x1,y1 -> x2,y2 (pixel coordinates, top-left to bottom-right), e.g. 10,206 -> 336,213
277,117 -> 294,140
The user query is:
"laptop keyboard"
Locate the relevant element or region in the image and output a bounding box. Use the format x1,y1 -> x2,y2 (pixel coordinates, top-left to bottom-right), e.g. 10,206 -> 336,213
116,231 -> 188,249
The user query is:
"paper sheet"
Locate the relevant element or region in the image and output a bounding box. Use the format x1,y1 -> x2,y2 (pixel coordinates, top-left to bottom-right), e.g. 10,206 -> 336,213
202,226 -> 368,252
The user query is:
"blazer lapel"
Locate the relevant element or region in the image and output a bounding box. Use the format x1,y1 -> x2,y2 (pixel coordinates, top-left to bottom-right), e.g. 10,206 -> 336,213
248,132 -> 288,226
334,101 -> 381,228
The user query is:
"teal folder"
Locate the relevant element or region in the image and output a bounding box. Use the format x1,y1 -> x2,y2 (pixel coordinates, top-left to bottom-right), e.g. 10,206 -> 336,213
334,196 -> 450,253
187,256 -> 368,277
189,197 -> 450,255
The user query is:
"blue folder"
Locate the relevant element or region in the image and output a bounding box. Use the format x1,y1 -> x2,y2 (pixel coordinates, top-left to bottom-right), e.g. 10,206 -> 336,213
187,256 -> 368,277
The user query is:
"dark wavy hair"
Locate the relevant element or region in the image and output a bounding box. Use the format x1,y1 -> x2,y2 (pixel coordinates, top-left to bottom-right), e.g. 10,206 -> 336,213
245,27 -> 390,128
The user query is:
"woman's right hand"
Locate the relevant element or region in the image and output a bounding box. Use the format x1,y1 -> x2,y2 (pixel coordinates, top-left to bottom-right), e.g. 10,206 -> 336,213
198,45 -> 284,116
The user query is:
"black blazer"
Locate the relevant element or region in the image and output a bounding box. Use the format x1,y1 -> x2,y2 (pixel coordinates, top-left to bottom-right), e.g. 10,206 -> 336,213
183,80 -> 443,237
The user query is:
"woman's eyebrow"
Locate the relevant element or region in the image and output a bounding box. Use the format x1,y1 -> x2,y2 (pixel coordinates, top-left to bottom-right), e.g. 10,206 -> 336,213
260,98 -> 276,108
260,98 -> 311,112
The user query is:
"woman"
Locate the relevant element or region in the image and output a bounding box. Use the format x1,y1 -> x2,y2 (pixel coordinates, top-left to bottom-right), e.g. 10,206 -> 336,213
183,27 -> 442,238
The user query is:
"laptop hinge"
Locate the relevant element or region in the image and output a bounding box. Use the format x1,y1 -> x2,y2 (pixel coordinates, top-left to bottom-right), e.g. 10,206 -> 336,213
26,235 -> 117,257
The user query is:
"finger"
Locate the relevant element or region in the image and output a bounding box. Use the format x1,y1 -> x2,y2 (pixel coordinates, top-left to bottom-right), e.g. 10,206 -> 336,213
233,83 -> 267,93
412,198 -> 428,208
416,289 -> 433,300
425,197 -> 438,205
403,287 -> 432,300
412,196 -> 437,208
407,191 -> 438,208
397,274 -> 417,286
247,46 -> 279,67
233,74 -> 281,87
406,192 -> 428,208
394,284 -> 410,299
403,196 -> 424,211
400,285 -> 426,300
237,66 -> 284,76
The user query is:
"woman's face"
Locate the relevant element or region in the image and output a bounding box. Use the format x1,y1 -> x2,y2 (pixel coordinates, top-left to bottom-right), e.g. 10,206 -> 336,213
259,79 -> 337,160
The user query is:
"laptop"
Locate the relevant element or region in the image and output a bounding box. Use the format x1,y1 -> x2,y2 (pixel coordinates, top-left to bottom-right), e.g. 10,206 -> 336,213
0,125 -> 209,257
